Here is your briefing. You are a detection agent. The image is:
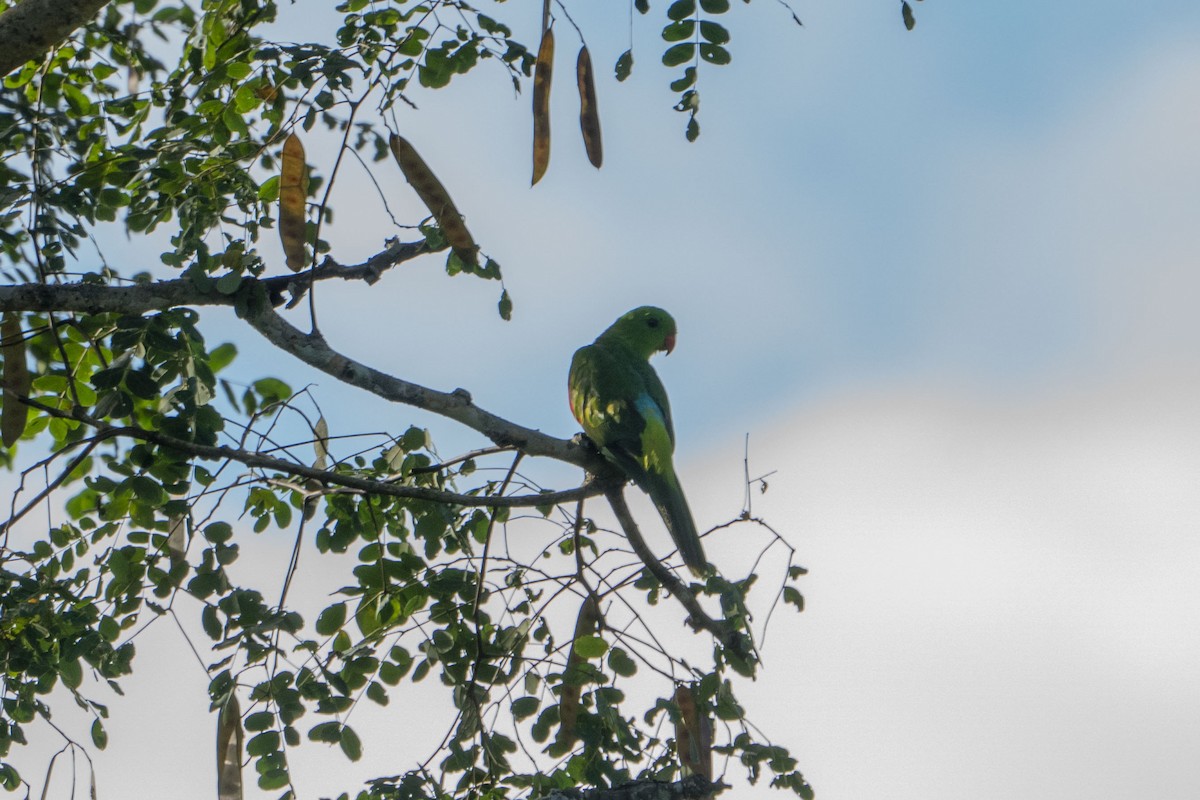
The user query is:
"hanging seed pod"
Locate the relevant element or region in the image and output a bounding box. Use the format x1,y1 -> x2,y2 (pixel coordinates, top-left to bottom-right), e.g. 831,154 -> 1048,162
674,682 -> 713,785
278,132 -> 309,272
531,26 -> 555,185
556,594 -> 602,747
216,693 -> 244,800
576,45 -> 603,168
388,134 -> 479,266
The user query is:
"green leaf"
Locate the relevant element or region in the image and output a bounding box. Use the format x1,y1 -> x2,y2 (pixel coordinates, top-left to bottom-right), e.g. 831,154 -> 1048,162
782,586 -> 805,611
366,681 -> 388,706
670,67 -> 697,92
204,522 -> 233,544
667,0 -> 696,21
91,719 -> 108,750
59,658 -> 83,689
498,289 -> 513,321
315,602 -> 347,635
308,721 -> 341,743
699,0 -> 730,12
246,730 -> 280,757
245,712 -> 275,732
511,696 -> 540,720
573,635 -> 608,659
202,604 -> 222,640
258,175 -> 281,202
258,769 -> 290,791
226,62 -> 252,80
607,647 -> 638,677
339,725 -> 362,761
699,21 -> 730,45
662,20 -> 695,42
662,43 -> 696,68
699,44 -> 731,65
209,342 -> 238,372
98,615 -> 120,642
615,50 -> 633,82
902,1 -> 916,30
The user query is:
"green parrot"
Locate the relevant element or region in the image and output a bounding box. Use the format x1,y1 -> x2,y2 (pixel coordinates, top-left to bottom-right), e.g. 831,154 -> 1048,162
568,306 -> 708,575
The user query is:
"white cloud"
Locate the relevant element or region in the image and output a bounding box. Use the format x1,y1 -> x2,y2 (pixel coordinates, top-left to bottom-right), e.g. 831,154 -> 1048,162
685,372 -> 1200,800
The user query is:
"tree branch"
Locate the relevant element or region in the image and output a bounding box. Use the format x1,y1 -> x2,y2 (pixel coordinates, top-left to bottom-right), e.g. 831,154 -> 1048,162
0,0 -> 113,77
243,302 -> 592,467
0,238 -> 434,315
0,238 -> 598,469
7,399 -> 608,516
532,774 -> 725,800
606,487 -> 741,651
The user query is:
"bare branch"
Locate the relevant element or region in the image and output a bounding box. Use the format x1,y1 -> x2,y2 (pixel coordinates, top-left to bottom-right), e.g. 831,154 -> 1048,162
606,487 -> 742,652
243,302 -> 592,467
0,0 -> 112,77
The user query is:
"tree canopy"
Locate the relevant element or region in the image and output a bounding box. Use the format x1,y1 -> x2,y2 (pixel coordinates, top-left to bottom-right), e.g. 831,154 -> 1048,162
0,1 -> 922,797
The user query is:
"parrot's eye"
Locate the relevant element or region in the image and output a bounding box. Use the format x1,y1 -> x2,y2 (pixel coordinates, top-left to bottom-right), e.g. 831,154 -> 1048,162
647,317 -> 659,328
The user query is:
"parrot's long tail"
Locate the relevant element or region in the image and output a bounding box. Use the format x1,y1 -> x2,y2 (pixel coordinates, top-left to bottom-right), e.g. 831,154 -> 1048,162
606,446 -> 710,577
643,470 -> 708,577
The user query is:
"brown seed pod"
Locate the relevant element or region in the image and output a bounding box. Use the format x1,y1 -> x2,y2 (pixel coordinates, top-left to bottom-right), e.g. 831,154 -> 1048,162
576,45 -> 603,169
556,594 -> 602,747
1,313 -> 29,448
278,132 -> 309,272
388,134 -> 479,266
673,682 -> 713,783
216,693 -> 243,800
531,26 -> 555,185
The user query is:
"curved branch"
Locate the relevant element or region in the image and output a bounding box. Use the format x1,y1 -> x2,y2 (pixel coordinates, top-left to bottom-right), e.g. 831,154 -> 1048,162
0,0 -> 112,77
243,302 -> 593,468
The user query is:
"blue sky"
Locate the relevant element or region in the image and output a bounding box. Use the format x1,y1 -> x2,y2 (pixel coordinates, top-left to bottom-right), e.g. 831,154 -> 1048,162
13,1 -> 1200,798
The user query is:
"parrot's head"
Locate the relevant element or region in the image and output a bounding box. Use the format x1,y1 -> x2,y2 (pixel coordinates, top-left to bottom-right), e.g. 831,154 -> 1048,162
603,306 -> 677,359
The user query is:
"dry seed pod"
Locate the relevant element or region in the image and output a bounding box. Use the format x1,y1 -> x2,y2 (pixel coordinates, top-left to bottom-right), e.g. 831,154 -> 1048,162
216,693 -> 244,800
1,313 -> 30,448
576,46 -> 603,168
279,132 -> 308,272
556,594 -> 602,747
673,683 -> 713,784
531,26 -> 555,185
388,134 -> 479,266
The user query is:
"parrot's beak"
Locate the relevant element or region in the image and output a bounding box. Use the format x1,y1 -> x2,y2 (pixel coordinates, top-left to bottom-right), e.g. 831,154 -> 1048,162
662,333 -> 676,355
